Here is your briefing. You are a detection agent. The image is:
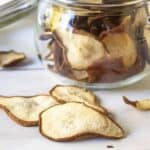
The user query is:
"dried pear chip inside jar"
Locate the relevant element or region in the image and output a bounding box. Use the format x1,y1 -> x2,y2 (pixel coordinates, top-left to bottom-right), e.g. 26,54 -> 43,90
0,95 -> 59,126
0,50 -> 26,67
39,102 -> 124,142
50,85 -> 108,114
123,96 -> 150,111
102,32 -> 137,68
55,29 -> 106,70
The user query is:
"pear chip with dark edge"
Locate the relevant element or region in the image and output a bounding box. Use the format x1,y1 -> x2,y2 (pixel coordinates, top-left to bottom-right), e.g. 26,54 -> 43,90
39,102 -> 124,142
0,95 -> 59,126
123,96 -> 150,111
50,85 -> 108,114
0,50 -> 26,67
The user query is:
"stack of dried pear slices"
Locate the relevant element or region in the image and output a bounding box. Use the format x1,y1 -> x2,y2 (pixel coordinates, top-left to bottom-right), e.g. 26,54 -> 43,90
0,85 -> 124,142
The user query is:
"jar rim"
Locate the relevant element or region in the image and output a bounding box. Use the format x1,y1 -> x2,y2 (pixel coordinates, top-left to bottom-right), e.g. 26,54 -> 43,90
51,0 -> 145,7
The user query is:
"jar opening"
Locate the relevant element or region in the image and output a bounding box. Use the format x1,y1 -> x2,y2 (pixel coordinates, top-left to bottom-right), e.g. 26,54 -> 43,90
51,0 -> 145,7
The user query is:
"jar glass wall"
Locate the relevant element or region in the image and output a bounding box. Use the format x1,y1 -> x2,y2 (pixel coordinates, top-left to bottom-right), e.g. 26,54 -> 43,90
36,0 -> 150,89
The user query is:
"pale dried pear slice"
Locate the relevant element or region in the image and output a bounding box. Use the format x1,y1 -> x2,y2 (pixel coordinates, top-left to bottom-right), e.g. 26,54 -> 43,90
123,96 -> 150,111
50,85 -> 108,114
102,32 -> 137,68
131,7 -> 147,29
0,50 -> 26,67
39,102 -> 124,141
55,29 -> 106,70
0,95 -> 59,126
72,70 -> 89,81
50,85 -> 97,105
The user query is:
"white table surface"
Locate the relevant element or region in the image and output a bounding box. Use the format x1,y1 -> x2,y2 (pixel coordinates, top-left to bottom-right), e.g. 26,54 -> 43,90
0,12 -> 150,150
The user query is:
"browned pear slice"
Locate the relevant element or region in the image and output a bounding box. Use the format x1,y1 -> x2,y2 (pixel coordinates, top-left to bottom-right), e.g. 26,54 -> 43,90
0,95 -> 59,126
50,85 -> 108,114
39,102 -> 124,141
123,96 -> 150,111
0,50 -> 26,67
102,32 -> 137,68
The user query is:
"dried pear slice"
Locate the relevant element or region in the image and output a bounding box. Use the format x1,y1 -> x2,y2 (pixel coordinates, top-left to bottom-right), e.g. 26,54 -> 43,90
50,85 -> 108,114
72,70 -> 89,81
102,32 -> 137,68
39,102 -> 124,141
0,95 -> 59,126
0,50 -> 26,67
123,96 -> 150,111
50,85 -> 97,105
55,29 -> 106,70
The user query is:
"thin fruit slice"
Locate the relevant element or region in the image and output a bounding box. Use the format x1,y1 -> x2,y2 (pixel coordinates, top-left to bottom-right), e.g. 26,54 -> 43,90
0,95 -> 59,126
50,85 -> 97,105
50,85 -> 108,114
123,96 -> 150,111
39,102 -> 124,142
72,70 -> 89,81
55,29 -> 106,70
102,32 -> 137,68
0,50 -> 26,67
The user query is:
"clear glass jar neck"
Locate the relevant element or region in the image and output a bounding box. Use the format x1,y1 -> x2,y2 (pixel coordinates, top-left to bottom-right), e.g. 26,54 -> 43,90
42,0 -> 147,16
46,0 -> 146,8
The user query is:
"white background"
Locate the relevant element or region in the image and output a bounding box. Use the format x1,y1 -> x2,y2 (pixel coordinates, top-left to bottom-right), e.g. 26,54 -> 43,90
0,12 -> 150,150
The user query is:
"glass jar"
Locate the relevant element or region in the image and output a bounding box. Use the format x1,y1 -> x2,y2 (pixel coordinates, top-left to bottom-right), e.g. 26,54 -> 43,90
36,0 -> 150,89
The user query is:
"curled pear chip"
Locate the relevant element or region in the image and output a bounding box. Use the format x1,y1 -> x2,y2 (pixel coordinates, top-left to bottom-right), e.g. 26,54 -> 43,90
0,50 -> 26,67
50,85 -> 108,114
123,96 -> 150,111
0,95 -> 59,126
102,32 -> 137,68
131,7 -> 147,29
55,29 -> 106,70
39,102 -> 124,141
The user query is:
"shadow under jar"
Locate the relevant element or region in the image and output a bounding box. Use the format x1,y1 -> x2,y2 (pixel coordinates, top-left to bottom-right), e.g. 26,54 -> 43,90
36,0 -> 150,89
